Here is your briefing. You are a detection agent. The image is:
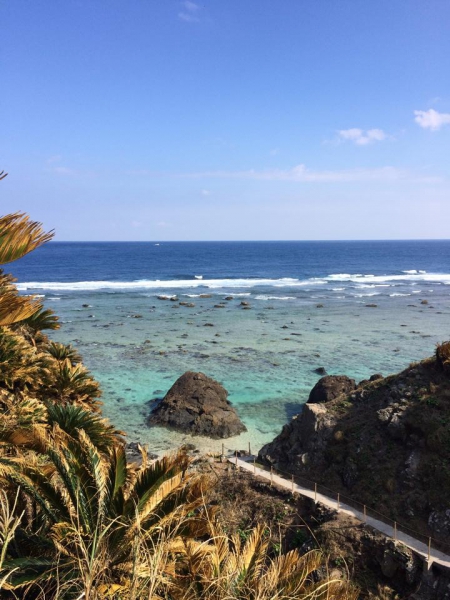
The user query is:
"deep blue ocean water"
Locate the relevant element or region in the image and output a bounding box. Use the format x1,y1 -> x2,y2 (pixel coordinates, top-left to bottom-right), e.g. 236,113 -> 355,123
9,241 -> 450,454
10,240 -> 450,283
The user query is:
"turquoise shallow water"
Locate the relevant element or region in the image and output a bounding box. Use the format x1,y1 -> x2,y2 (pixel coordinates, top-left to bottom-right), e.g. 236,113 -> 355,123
46,289 -> 449,455
10,241 -> 450,454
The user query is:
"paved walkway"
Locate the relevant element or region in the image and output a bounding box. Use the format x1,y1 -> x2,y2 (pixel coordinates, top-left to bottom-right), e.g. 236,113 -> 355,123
228,456 -> 450,569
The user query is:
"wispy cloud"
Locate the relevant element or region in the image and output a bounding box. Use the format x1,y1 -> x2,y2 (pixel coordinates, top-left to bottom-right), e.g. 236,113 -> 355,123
201,189 -> 210,196
51,166 -> 75,175
188,164 -> 438,183
46,155 -> 62,164
414,109 -> 450,131
178,1 -> 200,22
337,128 -> 388,146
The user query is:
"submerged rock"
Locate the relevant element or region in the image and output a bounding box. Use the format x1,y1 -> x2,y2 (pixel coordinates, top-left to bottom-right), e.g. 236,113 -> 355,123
313,367 -> 327,376
148,371 -> 247,439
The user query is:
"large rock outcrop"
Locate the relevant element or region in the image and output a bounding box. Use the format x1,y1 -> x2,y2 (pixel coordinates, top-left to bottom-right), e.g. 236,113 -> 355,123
258,343 -> 450,546
259,402 -> 336,469
307,375 -> 356,404
148,371 -> 247,439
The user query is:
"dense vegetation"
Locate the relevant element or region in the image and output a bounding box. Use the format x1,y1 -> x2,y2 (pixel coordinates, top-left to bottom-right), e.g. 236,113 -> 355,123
0,204 -> 357,598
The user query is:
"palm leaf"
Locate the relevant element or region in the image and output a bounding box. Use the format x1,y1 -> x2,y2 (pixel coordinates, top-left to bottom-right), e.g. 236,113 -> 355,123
0,212 -> 53,265
45,402 -> 122,452
0,291 -> 42,326
0,556 -> 57,589
21,307 -> 60,332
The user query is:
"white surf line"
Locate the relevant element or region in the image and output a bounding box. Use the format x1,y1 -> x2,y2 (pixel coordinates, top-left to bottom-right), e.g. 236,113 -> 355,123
228,456 -> 450,569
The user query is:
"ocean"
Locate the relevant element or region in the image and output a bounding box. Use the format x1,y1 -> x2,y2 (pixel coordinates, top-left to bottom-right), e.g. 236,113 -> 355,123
9,240 -> 450,454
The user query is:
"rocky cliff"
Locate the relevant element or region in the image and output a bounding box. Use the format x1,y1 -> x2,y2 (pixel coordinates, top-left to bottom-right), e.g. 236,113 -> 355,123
259,342 -> 450,544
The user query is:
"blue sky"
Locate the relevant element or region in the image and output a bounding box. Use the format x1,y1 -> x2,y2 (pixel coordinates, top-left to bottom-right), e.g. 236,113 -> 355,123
2,0 -> 450,240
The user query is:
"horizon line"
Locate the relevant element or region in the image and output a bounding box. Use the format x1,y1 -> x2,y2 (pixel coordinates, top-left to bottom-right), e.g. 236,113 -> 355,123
49,238 -> 450,243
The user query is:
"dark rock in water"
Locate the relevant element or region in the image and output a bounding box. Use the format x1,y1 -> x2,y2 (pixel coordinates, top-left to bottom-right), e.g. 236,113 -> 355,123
316,304 -> 324,308
199,294 -> 212,298
170,296 -> 178,301
148,371 -> 247,439
240,301 -> 250,306
314,367 -> 327,376
82,304 -> 91,308
308,375 -> 356,404
421,299 -> 428,305
366,303 -> 378,308
224,296 -> 234,301
214,304 -> 225,308
204,323 -> 214,327
370,373 -> 383,381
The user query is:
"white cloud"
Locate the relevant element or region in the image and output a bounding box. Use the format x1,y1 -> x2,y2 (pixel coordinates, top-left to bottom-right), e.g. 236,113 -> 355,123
178,12 -> 200,22
337,128 -> 387,146
186,164 -> 440,184
270,147 -> 280,156
46,155 -> 62,164
52,166 -> 75,175
184,1 -> 199,11
414,109 -> 450,131
201,189 -> 210,196
178,0 -> 200,22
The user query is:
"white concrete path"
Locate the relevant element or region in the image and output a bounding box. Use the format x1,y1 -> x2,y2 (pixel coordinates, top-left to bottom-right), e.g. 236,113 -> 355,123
228,456 -> 450,569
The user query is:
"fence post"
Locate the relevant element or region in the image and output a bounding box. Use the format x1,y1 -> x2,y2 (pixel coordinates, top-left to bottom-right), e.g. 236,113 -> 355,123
314,482 -> 317,503
270,466 -> 273,486
363,505 -> 367,523
394,521 -> 397,542
337,493 -> 340,511
428,537 -> 431,563
291,474 -> 294,493
248,441 -> 251,455
235,450 -> 238,468
222,443 -> 224,458
253,458 -> 256,474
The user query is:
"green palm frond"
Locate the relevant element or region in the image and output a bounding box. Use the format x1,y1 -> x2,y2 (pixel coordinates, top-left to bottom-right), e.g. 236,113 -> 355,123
21,307 -> 60,332
49,359 -> 101,408
45,402 -> 122,452
0,212 -> 53,265
46,341 -> 81,363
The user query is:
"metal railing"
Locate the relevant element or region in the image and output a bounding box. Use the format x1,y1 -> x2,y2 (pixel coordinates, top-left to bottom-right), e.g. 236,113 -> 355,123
220,443 -> 450,561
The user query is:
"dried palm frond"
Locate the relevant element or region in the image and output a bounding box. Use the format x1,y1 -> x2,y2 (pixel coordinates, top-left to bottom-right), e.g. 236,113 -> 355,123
0,271 -> 42,327
0,212 -> 53,265
0,327 -> 50,390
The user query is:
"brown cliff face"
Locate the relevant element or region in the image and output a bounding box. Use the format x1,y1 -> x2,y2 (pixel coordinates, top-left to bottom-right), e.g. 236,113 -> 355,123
259,343 -> 450,544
